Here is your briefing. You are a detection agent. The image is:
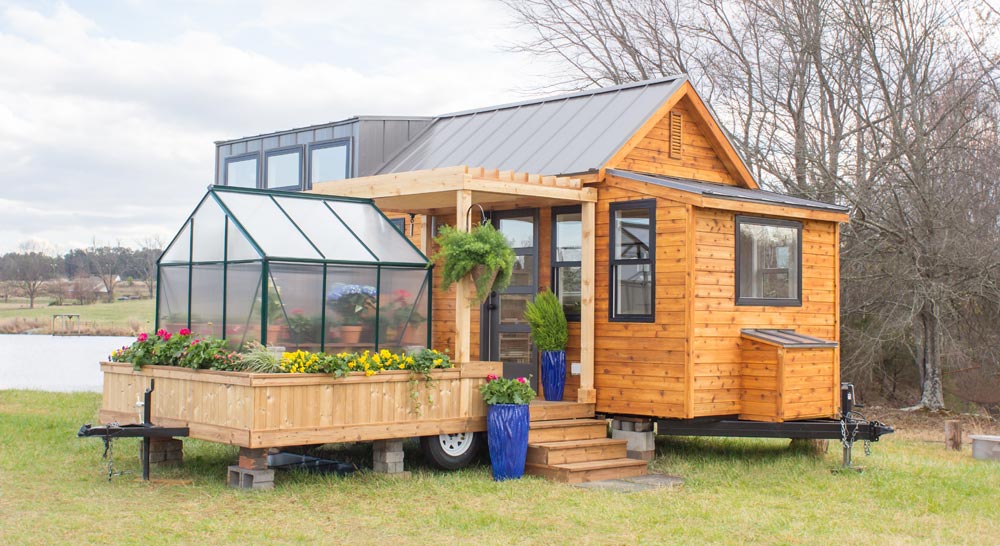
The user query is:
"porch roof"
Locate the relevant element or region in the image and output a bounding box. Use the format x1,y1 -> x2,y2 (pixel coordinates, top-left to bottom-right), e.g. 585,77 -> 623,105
309,165 -> 597,215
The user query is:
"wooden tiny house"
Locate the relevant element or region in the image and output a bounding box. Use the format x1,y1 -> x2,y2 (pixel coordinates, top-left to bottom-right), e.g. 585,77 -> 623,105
306,75 -> 849,425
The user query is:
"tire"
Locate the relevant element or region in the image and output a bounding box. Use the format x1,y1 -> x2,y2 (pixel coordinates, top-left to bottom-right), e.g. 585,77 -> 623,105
420,431 -> 483,470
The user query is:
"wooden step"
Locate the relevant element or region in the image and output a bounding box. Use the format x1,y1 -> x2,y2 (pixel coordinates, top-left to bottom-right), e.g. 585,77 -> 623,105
528,419 -> 607,443
525,458 -> 649,484
529,401 -> 596,422
527,438 -> 628,465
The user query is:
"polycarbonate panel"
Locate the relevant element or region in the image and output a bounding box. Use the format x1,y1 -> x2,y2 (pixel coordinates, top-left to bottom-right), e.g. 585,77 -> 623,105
160,221 -> 191,264
157,265 -> 189,332
224,262 -> 262,348
268,263 -> 324,351
190,264 -> 224,339
377,268 -> 430,351
327,201 -> 423,263
191,201 -> 226,262
272,197 -> 375,262
215,192 -> 320,259
325,265 -> 377,352
226,217 -> 261,261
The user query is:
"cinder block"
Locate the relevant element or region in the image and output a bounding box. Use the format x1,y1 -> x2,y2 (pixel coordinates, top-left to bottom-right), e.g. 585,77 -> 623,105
627,449 -> 655,462
374,461 -> 405,474
374,450 -> 405,464
140,438 -> 183,466
227,465 -> 274,490
612,429 -> 656,452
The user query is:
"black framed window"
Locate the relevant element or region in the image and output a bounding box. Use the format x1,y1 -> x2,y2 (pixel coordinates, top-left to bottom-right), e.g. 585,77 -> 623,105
552,205 -> 581,321
735,215 -> 802,306
609,200 -> 655,322
224,153 -> 259,188
307,139 -> 351,188
389,217 -> 405,232
264,146 -> 303,190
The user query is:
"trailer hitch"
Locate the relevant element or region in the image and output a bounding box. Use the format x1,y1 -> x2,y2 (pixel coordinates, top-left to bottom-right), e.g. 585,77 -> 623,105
78,379 -> 189,481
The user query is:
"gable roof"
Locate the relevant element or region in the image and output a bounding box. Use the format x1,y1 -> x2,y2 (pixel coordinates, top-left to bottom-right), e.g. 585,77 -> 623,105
608,169 -> 848,213
376,76 -> 687,176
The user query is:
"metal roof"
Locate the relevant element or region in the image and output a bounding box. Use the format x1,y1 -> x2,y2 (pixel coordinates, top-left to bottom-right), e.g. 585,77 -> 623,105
376,75 -> 688,176
741,329 -> 838,348
608,169 -> 849,213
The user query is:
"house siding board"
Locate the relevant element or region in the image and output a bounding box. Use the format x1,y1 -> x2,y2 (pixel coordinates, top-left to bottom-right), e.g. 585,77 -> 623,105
377,76 -> 686,176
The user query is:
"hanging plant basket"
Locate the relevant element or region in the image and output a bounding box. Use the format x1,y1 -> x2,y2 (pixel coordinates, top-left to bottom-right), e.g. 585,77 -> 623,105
433,223 -> 515,305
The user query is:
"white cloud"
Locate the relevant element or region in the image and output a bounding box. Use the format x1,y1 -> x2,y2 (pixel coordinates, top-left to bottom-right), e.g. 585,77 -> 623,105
0,1 -> 542,254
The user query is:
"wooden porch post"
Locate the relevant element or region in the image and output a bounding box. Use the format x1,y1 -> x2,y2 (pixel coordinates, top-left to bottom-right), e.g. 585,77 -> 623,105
578,200 -> 597,403
454,190 -> 473,363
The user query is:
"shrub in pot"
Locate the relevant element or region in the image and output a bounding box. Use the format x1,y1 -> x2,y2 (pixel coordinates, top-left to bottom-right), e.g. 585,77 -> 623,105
524,289 -> 568,401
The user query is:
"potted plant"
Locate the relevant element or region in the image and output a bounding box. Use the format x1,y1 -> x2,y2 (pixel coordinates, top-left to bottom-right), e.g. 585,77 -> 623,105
378,289 -> 426,345
524,289 -> 568,401
479,374 -> 535,481
433,222 -> 516,304
286,309 -> 320,345
326,283 -> 377,344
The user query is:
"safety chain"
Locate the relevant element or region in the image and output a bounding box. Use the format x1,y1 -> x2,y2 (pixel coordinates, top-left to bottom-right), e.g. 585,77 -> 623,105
99,421 -> 129,481
841,411 -> 874,458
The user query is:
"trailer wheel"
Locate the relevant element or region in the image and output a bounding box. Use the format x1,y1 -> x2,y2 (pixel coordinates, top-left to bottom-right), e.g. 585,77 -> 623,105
420,432 -> 482,470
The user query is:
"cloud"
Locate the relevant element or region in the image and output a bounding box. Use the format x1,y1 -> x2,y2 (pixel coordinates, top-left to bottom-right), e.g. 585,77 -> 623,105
0,1 -> 540,254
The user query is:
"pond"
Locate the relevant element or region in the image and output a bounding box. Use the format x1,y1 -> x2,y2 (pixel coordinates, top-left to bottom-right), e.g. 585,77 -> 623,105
0,334 -> 133,392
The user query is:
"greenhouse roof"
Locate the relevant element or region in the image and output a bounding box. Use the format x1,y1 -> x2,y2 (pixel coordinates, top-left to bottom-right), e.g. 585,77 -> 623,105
160,186 -> 428,266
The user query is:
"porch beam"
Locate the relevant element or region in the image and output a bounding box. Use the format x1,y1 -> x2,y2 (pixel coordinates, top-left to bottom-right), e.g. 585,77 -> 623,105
454,190 -> 473,363
578,200 -> 596,404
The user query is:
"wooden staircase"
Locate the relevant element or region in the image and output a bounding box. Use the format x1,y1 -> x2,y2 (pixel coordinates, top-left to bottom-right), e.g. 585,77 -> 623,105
524,400 -> 648,484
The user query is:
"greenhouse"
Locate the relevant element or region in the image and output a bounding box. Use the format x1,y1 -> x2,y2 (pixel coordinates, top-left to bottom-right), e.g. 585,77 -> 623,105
157,186 -> 431,352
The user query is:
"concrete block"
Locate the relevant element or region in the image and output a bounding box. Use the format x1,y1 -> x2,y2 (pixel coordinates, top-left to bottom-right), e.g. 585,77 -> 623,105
374,461 -> 405,474
627,449 -> 655,462
227,465 -> 274,490
140,437 -> 183,466
612,429 -> 656,452
375,450 -> 405,464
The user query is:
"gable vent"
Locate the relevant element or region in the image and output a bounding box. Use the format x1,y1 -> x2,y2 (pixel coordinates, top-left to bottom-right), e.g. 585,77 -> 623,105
669,111 -> 683,159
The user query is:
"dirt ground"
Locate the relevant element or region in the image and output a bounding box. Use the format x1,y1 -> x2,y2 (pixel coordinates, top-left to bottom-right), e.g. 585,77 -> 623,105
860,405 -> 999,444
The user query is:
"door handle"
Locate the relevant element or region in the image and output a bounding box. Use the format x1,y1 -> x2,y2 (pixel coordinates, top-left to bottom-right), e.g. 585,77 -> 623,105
487,291 -> 497,310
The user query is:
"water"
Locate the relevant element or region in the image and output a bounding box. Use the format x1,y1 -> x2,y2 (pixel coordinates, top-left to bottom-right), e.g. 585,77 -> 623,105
0,334 -> 134,392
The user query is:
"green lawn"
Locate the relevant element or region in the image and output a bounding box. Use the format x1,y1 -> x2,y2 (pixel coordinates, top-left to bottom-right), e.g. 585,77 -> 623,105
1,391 -> 996,545
0,299 -> 154,334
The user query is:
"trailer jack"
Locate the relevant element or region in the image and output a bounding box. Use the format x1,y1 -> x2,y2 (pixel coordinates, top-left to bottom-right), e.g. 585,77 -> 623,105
78,379 -> 189,480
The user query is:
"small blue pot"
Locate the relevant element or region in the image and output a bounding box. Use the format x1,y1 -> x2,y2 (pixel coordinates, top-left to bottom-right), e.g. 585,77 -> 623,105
541,350 -> 566,401
486,403 -> 530,481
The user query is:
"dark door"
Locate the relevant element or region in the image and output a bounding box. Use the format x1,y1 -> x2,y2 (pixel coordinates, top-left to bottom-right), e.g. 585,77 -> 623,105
481,209 -> 539,390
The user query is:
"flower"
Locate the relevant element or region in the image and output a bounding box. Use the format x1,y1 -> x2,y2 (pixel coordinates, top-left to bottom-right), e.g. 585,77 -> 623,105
137,332 -> 148,342
179,328 -> 191,336
486,373 -> 498,381
162,332 -> 172,341
517,377 -> 527,384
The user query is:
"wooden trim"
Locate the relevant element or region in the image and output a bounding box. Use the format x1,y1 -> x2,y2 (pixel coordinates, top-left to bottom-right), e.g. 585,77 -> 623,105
833,223 -> 842,414
776,347 -> 786,420
455,189 -> 473,363
249,417 -> 487,448
100,362 -> 253,386
684,204 -> 696,419
676,83 -> 760,190
579,200 -> 596,401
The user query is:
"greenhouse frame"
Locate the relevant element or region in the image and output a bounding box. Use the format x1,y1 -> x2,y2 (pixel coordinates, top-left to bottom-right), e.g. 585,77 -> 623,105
156,186 -> 432,353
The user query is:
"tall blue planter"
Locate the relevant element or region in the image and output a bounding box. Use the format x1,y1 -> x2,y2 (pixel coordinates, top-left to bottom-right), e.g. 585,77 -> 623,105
541,350 -> 566,401
486,403 -> 530,481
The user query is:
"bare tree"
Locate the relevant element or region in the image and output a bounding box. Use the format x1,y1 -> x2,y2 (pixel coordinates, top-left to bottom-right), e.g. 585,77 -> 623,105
0,246 -> 59,309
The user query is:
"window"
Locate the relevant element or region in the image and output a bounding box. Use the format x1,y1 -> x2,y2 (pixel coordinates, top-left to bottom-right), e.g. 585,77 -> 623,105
735,216 -> 802,306
552,206 -> 581,320
389,217 -> 405,233
308,139 -> 351,187
264,147 -> 303,190
609,200 -> 655,322
224,153 -> 259,188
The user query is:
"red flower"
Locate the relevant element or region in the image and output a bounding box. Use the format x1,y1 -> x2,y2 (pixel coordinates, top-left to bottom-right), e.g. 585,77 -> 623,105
516,377 -> 527,384
179,328 -> 191,336
161,332 -> 172,341
486,374 -> 498,382
137,333 -> 148,342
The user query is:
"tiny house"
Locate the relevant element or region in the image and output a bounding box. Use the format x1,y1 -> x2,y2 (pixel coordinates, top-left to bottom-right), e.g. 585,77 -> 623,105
102,75 -> 852,484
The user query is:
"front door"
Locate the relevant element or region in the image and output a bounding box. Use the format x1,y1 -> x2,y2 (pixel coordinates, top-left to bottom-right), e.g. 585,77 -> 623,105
481,209 -> 538,390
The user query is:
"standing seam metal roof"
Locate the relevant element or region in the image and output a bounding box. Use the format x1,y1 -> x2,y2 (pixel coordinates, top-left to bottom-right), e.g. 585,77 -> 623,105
376,75 -> 687,176
608,169 -> 849,213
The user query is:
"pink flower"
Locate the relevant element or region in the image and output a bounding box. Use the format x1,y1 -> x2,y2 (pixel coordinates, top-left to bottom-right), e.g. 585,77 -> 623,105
190,339 -> 200,346
486,374 -> 498,382
179,328 -> 191,336
161,332 -> 172,341
137,333 -> 148,342
516,377 -> 527,384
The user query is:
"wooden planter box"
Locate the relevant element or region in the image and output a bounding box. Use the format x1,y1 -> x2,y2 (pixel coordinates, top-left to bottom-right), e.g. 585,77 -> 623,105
99,361 -> 501,449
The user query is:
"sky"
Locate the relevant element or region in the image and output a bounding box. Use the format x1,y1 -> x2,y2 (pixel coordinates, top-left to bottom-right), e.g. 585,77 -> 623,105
0,0 -> 546,254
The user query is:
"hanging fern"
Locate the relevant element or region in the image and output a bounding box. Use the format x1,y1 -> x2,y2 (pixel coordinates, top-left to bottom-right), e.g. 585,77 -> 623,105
433,222 -> 515,304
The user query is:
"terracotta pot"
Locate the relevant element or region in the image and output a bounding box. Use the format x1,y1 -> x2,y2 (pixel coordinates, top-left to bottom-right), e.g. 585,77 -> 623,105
339,325 -> 363,344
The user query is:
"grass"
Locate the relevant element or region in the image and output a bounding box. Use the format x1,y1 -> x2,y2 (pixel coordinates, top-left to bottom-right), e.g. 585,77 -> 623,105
1,391 -> 997,545
0,298 -> 154,335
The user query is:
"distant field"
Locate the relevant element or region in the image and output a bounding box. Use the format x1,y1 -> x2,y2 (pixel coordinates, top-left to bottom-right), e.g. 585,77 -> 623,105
0,298 -> 154,335
0,390 -> 997,545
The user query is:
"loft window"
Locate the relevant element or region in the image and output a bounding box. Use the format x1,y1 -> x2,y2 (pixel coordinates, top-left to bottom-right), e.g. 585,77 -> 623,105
308,139 -> 351,187
735,216 -> 802,306
552,206 -> 581,320
224,153 -> 259,188
609,200 -> 655,322
264,147 -> 303,190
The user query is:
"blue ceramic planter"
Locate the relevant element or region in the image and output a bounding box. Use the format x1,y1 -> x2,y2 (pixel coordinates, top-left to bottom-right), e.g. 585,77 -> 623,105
486,403 -> 530,481
541,350 -> 566,401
